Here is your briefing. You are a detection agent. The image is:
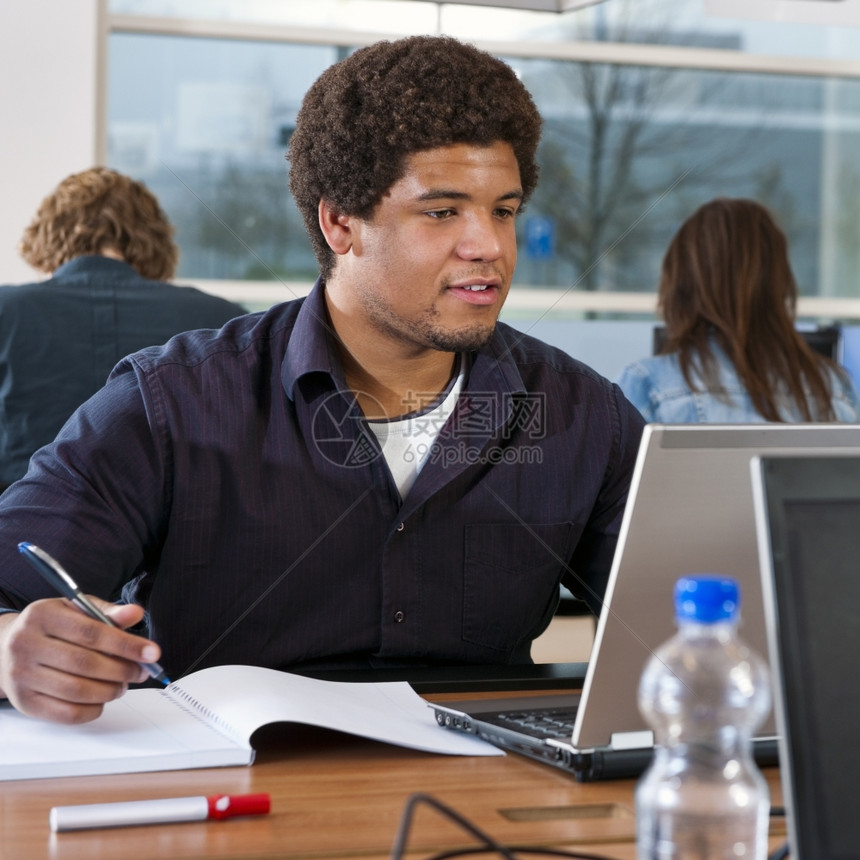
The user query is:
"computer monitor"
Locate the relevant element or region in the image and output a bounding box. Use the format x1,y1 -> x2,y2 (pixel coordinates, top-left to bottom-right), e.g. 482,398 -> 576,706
753,454 -> 860,859
651,324 -> 841,361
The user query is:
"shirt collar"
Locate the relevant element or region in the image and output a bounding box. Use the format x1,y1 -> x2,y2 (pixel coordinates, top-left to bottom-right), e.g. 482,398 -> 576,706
282,278 -> 348,401
53,255 -> 140,279
469,323 -> 527,398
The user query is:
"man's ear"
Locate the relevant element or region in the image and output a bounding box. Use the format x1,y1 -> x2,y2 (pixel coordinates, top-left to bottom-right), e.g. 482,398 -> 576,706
318,199 -> 355,256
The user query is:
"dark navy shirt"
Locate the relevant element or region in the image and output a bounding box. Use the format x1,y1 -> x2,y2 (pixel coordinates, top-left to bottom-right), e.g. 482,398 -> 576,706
0,255 -> 246,486
0,280 -> 644,680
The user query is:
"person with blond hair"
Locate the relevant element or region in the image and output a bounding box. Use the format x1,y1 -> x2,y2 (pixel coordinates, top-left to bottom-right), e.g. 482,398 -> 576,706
0,167 -> 246,488
617,197 -> 860,423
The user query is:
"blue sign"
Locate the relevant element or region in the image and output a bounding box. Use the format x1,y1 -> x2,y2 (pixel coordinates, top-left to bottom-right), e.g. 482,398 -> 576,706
524,215 -> 555,260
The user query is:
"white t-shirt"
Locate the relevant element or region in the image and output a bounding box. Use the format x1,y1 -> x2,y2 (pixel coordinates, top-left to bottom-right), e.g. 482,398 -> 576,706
367,358 -> 466,500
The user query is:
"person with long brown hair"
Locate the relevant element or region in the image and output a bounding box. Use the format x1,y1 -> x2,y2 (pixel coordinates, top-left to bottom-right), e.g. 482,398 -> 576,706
617,197 -> 860,422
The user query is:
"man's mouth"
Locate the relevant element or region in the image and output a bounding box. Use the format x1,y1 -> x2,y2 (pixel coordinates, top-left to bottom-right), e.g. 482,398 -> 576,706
448,281 -> 501,306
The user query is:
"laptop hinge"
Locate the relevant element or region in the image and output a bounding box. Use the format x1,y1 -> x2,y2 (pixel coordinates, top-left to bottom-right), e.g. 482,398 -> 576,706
609,730 -> 653,750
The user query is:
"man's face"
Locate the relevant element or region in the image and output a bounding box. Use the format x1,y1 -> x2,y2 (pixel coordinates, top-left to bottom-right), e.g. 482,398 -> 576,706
330,141 -> 523,355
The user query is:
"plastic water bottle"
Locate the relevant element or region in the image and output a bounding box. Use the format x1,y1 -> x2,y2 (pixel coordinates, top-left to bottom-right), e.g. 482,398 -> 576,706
635,575 -> 771,859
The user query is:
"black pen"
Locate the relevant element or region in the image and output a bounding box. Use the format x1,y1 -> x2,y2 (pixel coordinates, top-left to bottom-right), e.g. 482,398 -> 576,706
17,541 -> 170,685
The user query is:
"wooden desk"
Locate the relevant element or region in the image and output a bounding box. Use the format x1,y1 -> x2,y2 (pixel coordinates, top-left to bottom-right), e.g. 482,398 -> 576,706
0,722 -> 785,860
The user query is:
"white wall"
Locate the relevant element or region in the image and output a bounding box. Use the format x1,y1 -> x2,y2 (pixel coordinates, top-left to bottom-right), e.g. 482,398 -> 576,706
504,318 -> 655,381
0,0 -> 100,284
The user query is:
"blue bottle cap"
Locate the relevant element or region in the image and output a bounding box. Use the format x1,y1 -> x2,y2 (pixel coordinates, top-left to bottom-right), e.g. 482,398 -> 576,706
674,575 -> 740,623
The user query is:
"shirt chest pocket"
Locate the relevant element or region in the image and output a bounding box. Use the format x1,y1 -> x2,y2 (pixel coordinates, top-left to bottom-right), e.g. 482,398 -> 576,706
462,521 -> 581,654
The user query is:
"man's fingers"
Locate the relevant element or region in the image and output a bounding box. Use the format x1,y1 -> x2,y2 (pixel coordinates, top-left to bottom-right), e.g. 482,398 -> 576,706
0,597 -> 166,723
95,598 -> 145,630
69,597 -> 162,670
4,599 -> 155,699
12,661 -> 128,723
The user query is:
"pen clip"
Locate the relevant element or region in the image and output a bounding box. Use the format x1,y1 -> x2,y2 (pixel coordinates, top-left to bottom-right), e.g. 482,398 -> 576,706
18,542 -> 81,598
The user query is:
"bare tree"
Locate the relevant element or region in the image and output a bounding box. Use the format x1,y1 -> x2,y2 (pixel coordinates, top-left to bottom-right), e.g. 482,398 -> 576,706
520,0 -> 778,294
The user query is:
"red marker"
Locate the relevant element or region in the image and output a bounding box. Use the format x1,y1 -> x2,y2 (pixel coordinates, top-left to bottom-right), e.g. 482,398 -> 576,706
49,793 -> 271,832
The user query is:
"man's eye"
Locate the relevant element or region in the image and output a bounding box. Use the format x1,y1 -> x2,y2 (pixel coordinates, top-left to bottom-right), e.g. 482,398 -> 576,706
426,209 -> 454,219
495,208 -> 517,219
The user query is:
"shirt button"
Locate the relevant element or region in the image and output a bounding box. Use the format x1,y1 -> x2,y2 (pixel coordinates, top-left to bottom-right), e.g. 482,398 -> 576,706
396,522 -> 405,532
394,610 -> 405,623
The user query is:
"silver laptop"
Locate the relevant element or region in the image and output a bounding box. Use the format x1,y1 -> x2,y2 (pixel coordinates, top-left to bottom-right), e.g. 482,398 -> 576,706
433,422 -> 860,781
753,453 -> 860,859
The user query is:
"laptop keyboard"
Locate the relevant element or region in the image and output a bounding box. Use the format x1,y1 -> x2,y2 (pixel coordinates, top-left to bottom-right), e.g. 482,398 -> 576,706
483,706 -> 579,740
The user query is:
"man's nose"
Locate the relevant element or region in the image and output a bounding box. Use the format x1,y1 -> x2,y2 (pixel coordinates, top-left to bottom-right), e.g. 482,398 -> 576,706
455,212 -> 507,262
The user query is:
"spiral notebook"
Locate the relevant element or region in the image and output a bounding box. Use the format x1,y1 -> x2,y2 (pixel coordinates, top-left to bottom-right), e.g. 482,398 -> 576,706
0,664 -> 499,781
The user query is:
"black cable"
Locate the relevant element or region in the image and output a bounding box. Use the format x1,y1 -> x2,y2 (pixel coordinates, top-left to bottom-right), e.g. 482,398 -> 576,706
390,792 -> 626,860
424,848 -> 625,860
391,791 -> 782,860
390,793 -> 518,860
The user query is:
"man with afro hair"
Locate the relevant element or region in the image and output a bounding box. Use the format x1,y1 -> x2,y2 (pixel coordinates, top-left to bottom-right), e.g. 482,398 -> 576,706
0,36 -> 643,725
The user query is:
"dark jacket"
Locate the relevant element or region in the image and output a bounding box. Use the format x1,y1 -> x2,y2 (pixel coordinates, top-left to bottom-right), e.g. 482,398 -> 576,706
0,255 -> 246,485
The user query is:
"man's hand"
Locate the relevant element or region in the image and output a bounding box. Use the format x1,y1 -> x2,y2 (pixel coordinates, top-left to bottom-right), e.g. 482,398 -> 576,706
0,598 -> 162,724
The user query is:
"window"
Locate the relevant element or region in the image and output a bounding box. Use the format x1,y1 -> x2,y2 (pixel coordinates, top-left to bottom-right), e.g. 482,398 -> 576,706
105,0 -> 860,320
109,33 -> 335,294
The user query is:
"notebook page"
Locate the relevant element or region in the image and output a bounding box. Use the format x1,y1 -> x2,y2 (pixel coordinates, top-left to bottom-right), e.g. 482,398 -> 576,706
0,689 -> 250,781
168,665 -> 502,756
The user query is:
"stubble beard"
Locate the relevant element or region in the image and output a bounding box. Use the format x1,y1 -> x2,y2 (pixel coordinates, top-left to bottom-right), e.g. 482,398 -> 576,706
362,294 -> 499,354
422,319 -> 496,352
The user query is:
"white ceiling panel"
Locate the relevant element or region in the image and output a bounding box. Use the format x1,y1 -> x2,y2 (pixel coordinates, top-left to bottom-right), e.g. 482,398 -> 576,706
706,0 -> 860,27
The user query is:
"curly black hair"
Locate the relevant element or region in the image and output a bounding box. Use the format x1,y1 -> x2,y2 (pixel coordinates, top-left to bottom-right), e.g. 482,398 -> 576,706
288,35 -> 543,280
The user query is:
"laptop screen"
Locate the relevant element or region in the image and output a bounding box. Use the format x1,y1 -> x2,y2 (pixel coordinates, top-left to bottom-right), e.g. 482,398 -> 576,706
754,455 -> 860,859
572,423 -> 860,750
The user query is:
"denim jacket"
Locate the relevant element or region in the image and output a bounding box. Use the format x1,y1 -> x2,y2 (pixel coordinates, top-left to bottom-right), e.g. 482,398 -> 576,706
616,339 -> 860,423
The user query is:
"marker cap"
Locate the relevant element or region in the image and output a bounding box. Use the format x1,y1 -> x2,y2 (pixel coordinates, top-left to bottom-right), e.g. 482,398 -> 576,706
207,793 -> 271,820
